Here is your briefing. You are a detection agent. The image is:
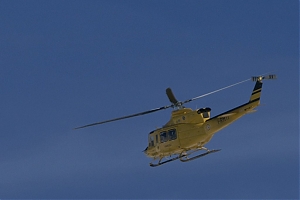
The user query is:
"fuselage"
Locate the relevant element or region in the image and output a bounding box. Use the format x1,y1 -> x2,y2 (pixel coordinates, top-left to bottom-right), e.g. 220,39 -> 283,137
144,81 -> 262,159
144,107 -> 212,158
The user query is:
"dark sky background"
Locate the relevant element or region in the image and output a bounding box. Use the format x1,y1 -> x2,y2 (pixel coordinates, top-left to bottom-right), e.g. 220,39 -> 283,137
0,0 -> 299,199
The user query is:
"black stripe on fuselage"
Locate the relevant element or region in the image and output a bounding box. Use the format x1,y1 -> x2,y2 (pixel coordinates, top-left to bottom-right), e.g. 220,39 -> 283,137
252,89 -> 262,95
207,98 -> 260,121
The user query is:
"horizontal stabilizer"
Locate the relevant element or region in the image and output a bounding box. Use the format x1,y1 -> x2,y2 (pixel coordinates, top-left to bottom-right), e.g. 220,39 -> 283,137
246,110 -> 257,114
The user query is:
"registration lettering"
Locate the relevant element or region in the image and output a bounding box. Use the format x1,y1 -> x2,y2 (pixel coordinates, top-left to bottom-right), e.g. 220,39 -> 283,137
218,116 -> 229,124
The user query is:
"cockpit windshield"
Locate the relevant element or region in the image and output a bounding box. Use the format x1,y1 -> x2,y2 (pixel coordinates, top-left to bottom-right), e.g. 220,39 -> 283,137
148,135 -> 154,147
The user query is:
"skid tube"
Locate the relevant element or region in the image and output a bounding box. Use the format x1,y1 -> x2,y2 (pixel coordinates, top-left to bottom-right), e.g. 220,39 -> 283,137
150,154 -> 185,167
180,149 -> 221,162
149,149 -> 221,167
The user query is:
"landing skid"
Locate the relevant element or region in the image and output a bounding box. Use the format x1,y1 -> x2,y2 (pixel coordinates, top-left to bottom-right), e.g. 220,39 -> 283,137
180,149 -> 221,162
150,155 -> 184,167
149,149 -> 221,167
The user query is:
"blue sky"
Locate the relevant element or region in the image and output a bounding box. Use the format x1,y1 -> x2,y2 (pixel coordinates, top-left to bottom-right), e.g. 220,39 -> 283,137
0,0 -> 298,198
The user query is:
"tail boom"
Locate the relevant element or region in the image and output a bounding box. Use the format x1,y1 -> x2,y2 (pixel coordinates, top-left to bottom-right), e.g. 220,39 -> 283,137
205,80 -> 263,134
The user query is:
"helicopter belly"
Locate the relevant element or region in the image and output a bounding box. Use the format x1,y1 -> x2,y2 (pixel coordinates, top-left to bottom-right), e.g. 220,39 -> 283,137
178,125 -> 212,150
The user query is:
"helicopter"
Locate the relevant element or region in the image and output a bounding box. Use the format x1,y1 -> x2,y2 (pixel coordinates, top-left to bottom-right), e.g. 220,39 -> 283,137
75,74 -> 276,167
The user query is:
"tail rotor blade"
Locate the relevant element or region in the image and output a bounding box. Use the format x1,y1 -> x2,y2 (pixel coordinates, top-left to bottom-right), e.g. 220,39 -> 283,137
252,74 -> 277,81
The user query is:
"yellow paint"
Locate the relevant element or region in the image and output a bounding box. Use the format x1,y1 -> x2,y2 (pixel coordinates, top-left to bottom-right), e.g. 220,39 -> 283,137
145,80 -> 262,160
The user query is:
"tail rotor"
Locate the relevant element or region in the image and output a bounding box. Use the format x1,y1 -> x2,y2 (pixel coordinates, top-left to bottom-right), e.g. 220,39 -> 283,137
252,74 -> 277,82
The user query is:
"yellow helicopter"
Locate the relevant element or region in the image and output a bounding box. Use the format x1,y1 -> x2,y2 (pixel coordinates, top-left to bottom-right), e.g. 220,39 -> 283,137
75,74 -> 276,167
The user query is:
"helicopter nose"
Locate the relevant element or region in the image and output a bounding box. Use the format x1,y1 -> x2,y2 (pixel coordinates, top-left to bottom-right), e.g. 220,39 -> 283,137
143,147 -> 148,154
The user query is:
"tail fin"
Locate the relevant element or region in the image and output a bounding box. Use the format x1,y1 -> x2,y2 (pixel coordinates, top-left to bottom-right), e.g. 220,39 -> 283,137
249,80 -> 263,103
249,74 -> 276,103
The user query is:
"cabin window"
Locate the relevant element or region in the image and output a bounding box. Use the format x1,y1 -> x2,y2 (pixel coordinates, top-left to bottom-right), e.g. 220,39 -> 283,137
160,131 -> 168,143
168,129 -> 177,140
160,129 -> 177,143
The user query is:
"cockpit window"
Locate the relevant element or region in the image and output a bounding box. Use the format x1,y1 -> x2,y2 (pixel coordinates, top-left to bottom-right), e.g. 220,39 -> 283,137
149,135 -> 154,147
160,131 -> 167,143
168,129 -> 177,140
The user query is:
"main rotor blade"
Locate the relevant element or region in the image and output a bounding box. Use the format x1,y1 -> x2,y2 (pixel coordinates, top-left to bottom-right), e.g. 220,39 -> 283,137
182,78 -> 251,104
74,105 -> 172,129
166,88 -> 179,105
